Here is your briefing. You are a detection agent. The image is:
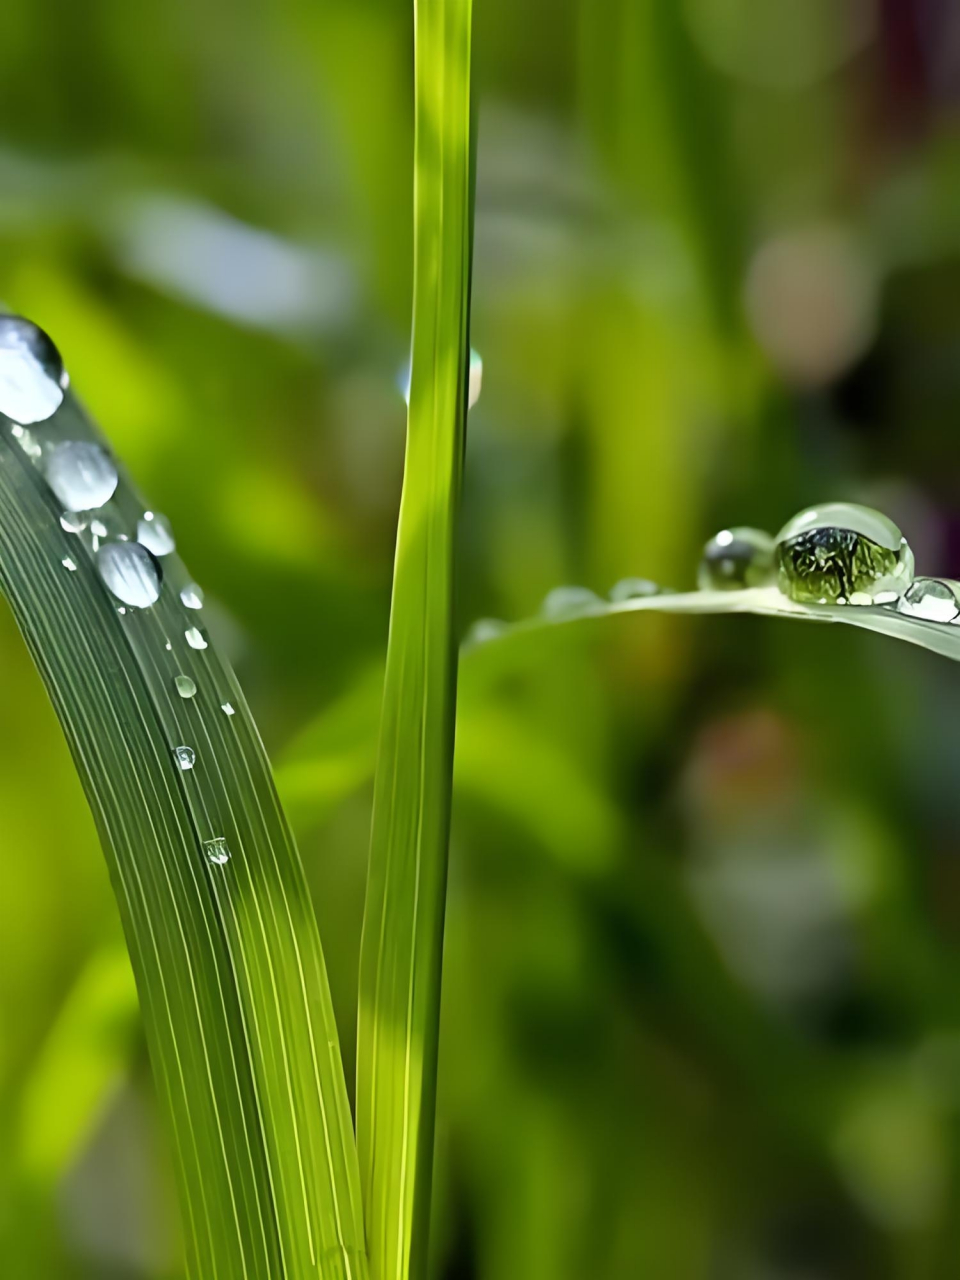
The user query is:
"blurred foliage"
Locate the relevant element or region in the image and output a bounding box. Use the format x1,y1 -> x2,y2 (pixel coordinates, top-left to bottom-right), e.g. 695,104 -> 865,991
3,0 -> 960,1277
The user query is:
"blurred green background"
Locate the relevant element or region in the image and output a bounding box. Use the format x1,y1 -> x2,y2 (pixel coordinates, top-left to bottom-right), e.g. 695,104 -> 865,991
3,0 -> 960,1276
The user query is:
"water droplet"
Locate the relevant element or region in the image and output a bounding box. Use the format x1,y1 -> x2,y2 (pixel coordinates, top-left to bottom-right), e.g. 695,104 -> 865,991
775,503 -> 914,605
175,675 -> 197,699
698,527 -> 776,592
185,626 -> 207,650
137,511 -> 175,557
468,349 -> 483,409
46,442 -> 118,511
204,837 -> 231,866
180,584 -> 204,610
609,577 -> 662,602
897,577 -> 960,623
221,702 -> 236,717
400,347 -> 483,410
173,745 -> 196,771
0,316 -> 66,424
96,542 -> 162,608
541,586 -> 601,619
164,640 -> 173,651
60,511 -> 87,534
61,557 -> 77,572
466,618 -> 507,645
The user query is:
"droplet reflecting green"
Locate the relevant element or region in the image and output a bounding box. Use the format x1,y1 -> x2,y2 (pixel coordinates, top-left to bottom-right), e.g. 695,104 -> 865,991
775,502 -> 914,605
698,527 -> 776,592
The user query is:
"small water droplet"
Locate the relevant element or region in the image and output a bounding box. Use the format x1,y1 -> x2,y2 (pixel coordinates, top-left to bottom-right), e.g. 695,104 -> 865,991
180,584 -> 204,610
400,347 -> 483,409
185,626 -> 207,650
468,349 -> 483,409
96,542 -> 162,608
137,511 -> 175,557
204,837 -> 231,866
175,675 -> 197,699
164,640 -> 173,651
221,702 -> 236,717
11,424 -> 42,459
775,502 -> 914,606
897,577 -> 960,623
60,511 -> 87,534
541,586 -> 601,619
0,316 -> 66,424
466,618 -> 506,645
173,745 -> 196,771
609,577 -> 662,602
61,556 -> 77,572
698,527 -> 776,592
117,607 -> 126,615
46,442 -> 118,511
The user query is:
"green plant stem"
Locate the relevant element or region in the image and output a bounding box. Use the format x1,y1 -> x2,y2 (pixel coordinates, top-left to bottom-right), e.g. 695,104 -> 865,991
356,1 -> 475,1277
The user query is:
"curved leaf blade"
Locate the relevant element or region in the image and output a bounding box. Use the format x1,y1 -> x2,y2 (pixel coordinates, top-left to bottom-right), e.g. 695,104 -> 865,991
0,381 -> 367,1279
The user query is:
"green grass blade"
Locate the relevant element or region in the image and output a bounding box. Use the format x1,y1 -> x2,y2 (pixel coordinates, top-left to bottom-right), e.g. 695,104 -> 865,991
0,370 -> 367,1279
464,586 -> 960,665
356,1 -> 475,1276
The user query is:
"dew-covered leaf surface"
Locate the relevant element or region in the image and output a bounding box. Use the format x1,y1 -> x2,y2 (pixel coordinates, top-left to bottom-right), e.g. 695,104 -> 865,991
0,322 -> 367,1280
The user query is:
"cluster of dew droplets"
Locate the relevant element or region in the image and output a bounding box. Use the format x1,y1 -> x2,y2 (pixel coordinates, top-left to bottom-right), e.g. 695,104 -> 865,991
0,315 -> 240,867
695,502 -> 960,625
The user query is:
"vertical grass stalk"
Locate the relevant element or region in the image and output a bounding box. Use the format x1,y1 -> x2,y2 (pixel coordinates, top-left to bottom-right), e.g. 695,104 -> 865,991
356,1 -> 475,1277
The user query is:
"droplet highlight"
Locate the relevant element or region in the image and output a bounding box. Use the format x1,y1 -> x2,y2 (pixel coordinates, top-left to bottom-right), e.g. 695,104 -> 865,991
0,316 -> 66,425
46,442 -> 118,511
698,527 -> 776,592
96,542 -> 162,608
221,702 -> 236,717
897,577 -> 960,624
137,511 -> 175,557
173,745 -> 196,771
185,627 -> 208,650
775,503 -> 914,606
61,557 -> 77,572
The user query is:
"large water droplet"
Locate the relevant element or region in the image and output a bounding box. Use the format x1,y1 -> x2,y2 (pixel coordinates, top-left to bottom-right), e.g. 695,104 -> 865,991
897,577 -> 960,623
175,675 -> 197,699
185,626 -> 207,650
698,527 -> 776,592
609,577 -> 662,602
204,837 -> 231,866
180,584 -> 204,610
174,745 -> 196,771
0,316 -> 66,424
775,503 -> 914,605
96,542 -> 162,608
137,511 -> 175,557
541,586 -> 601,619
46,442 -> 118,511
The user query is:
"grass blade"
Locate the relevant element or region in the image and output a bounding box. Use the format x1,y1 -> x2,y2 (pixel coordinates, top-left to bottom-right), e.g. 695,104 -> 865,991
356,1 -> 475,1276
0,358 -> 367,1279
464,586 -> 960,665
